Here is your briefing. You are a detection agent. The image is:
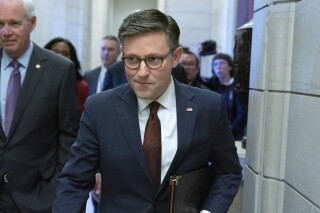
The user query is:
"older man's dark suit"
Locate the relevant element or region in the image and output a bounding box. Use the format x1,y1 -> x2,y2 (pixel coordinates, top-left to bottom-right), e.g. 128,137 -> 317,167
53,80 -> 242,213
0,44 -> 80,212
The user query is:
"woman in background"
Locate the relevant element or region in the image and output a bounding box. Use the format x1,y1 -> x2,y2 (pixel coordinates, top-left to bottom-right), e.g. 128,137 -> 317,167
206,53 -> 247,140
44,37 -> 89,112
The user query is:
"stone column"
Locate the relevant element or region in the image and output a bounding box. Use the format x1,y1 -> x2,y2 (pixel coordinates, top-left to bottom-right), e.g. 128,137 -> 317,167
244,0 -> 320,212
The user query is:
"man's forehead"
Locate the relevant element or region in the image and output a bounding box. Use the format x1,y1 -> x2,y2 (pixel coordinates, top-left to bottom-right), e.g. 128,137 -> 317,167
181,53 -> 196,61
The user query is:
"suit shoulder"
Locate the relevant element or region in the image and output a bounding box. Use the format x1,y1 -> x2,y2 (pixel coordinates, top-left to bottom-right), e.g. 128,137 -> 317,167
175,83 -> 221,111
179,82 -> 220,99
39,47 -> 73,66
88,83 -> 128,101
84,67 -> 101,77
87,66 -> 101,73
108,61 -> 125,74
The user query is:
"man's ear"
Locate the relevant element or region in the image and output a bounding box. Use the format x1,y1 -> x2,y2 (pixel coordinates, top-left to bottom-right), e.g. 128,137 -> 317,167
172,46 -> 183,68
30,16 -> 37,32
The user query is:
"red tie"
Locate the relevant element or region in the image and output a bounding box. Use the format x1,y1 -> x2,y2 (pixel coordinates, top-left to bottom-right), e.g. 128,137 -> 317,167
4,61 -> 21,136
143,101 -> 161,190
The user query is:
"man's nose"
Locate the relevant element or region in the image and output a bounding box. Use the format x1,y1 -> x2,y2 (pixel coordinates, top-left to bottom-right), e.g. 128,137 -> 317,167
0,24 -> 10,35
137,60 -> 150,76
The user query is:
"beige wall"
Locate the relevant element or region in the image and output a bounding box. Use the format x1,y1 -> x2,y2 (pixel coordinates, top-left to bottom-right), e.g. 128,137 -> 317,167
244,0 -> 320,212
31,0 -> 238,71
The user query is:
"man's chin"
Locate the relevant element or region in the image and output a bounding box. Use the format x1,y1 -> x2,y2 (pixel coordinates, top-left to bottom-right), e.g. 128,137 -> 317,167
2,46 -> 17,56
134,89 -> 154,100
2,42 -> 16,49
135,93 -> 151,100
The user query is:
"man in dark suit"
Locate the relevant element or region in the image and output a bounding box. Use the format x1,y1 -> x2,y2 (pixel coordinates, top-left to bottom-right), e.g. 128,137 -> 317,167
0,0 -> 80,212
53,9 -> 241,213
84,35 -> 121,213
84,35 -> 120,95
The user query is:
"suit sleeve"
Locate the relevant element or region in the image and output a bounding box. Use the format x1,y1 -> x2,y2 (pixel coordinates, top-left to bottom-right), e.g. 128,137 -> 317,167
203,96 -> 242,213
57,61 -> 81,171
53,95 -> 100,213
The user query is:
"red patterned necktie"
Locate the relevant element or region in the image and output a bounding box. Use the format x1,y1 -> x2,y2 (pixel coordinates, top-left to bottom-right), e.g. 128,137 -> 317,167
143,101 -> 161,190
4,60 -> 21,136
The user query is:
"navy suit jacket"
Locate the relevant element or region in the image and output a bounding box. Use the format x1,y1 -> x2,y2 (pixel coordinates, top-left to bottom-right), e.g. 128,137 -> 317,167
84,66 -> 101,95
53,80 -> 242,213
0,44 -> 80,212
104,61 -> 127,89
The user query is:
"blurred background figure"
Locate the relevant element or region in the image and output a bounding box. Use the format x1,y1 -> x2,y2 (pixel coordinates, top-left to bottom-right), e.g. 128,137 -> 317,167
44,37 -> 89,112
84,35 -> 120,95
179,49 -> 209,89
206,53 -> 247,140
82,35 -> 121,213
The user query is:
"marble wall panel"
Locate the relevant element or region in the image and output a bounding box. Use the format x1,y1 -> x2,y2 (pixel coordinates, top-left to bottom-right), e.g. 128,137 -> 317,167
262,92 -> 289,179
283,184 -> 313,213
246,90 -> 265,172
285,94 -> 320,206
249,8 -> 268,90
259,178 -> 284,213
243,166 -> 260,213
291,0 -> 320,95
266,3 -> 296,91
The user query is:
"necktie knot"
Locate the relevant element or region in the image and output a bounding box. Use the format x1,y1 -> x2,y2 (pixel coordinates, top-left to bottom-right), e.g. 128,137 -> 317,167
11,60 -> 20,73
149,101 -> 160,115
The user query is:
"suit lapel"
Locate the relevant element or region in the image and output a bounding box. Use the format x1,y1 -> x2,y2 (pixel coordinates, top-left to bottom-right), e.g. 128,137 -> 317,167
89,68 -> 100,95
7,45 -> 46,140
113,86 -> 152,182
160,82 -> 199,191
113,82 -> 200,192
0,50 -> 5,140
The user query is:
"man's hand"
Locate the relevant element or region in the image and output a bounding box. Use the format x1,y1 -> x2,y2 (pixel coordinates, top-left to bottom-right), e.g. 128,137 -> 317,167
91,173 -> 101,203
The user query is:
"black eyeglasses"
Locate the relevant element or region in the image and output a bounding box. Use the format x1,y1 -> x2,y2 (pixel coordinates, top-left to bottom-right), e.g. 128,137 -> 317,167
121,49 -> 174,69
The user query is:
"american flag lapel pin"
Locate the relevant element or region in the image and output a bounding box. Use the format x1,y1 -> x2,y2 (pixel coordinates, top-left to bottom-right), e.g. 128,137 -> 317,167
186,107 -> 193,112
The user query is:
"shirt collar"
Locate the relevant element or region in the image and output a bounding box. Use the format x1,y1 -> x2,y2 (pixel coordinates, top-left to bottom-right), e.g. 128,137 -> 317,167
2,42 -> 33,69
100,66 -> 107,74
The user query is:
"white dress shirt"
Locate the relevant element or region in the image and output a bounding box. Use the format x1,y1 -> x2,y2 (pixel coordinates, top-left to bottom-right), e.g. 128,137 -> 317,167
0,42 -> 33,129
96,66 -> 107,93
138,77 -> 178,182
137,77 -> 211,213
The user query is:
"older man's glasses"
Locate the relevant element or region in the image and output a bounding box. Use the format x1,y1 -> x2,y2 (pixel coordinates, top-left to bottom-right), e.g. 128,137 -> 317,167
121,49 -> 174,69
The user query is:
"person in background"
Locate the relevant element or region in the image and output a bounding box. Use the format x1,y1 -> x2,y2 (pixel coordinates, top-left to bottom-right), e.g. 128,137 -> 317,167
0,0 -> 80,212
206,53 -> 247,140
53,9 -> 242,213
84,35 -> 120,95
179,49 -> 210,89
44,37 -> 89,112
83,35 -> 121,213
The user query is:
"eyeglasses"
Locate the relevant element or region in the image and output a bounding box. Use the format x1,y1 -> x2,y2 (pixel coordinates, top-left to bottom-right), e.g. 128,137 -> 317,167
121,49 -> 174,69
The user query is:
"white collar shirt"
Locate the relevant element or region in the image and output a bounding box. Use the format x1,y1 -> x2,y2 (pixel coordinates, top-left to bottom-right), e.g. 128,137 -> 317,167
0,42 -> 33,129
137,77 -> 178,183
96,66 -> 107,93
